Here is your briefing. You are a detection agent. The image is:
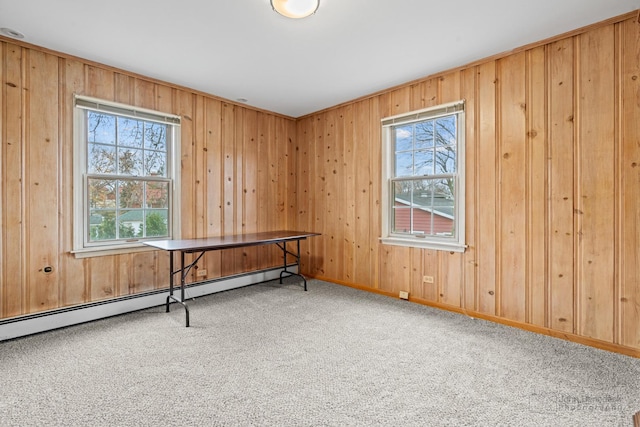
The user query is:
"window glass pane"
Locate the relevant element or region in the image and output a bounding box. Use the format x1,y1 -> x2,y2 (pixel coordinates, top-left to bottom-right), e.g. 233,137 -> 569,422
392,205 -> 411,233
117,148 -> 143,175
88,143 -> 116,174
118,209 -> 141,238
435,116 -> 456,147
88,112 -> 115,144
144,150 -> 167,177
414,149 -> 434,176
413,179 -> 433,235
431,178 -> 455,236
144,122 -> 167,151
435,147 -> 456,174
118,180 -> 143,209
395,151 -> 413,177
88,178 -> 116,208
392,180 -> 411,203
146,181 -> 169,208
394,125 -> 413,152
117,117 -> 143,148
144,210 -> 169,237
89,210 -> 116,241
392,180 -> 413,234
410,207 -> 430,234
415,120 -> 434,149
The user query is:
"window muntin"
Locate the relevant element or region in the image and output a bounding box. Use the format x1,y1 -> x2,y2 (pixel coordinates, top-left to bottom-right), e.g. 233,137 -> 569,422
381,101 -> 465,252
73,96 -> 180,255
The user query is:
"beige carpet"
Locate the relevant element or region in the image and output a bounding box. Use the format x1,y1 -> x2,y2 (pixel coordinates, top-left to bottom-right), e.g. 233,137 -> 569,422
1,279 -> 639,426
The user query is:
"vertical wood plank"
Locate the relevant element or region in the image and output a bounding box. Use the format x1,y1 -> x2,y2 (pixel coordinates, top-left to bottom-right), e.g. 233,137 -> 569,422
25,50 -> 60,312
421,250 -> 439,301
323,109 -> 339,278
114,73 -> 134,105
476,61 -> 498,315
286,119 -> 297,230
221,102 -> 236,275
153,84 -> 174,289
132,251 -> 156,293
619,17 -> 640,348
177,91 -> 195,239
256,113 -> 270,270
461,67 -> 478,311
89,256 -> 116,300
438,72 -> 464,308
193,94 -> 211,279
85,65 -> 114,101
193,95 -> 207,241
2,43 -> 26,317
342,104 -> 356,282
205,97 -> 223,276
373,94 -> 390,290
266,114 -> 280,266
548,37 -> 575,332
354,100 -> 372,285
498,52 -> 527,322
235,107 -> 246,270
440,251 -> 462,306
134,79 -> 155,110
59,58 -> 87,305
526,46 -> 548,327
243,109 -> 259,271
576,26 -> 615,342
0,42 -> 3,316
439,72 -> 461,104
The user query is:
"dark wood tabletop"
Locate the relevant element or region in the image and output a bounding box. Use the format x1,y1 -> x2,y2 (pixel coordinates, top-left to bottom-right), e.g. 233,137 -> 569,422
143,230 -> 319,253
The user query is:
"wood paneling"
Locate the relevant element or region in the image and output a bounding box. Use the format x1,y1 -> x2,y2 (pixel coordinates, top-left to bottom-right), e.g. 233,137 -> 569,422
620,17 -> 640,349
295,14 -> 640,356
2,44 -> 25,318
2,12 -> 640,358
0,39 -> 294,320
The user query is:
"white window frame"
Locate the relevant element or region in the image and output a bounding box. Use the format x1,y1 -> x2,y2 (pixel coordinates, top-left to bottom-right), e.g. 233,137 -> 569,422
72,95 -> 181,258
381,100 -> 466,252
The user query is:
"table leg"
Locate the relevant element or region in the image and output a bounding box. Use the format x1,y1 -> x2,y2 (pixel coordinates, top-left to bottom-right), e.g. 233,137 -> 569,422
180,251 -> 190,327
166,250 -> 174,313
278,239 -> 308,291
166,250 -> 190,327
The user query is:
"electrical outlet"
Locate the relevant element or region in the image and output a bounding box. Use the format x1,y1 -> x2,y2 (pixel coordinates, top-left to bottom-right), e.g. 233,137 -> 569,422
399,290 -> 409,300
196,269 -> 207,277
423,275 -> 434,284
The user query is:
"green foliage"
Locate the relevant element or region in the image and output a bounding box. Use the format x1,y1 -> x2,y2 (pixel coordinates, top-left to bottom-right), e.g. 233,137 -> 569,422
91,213 -> 138,240
145,212 -> 168,237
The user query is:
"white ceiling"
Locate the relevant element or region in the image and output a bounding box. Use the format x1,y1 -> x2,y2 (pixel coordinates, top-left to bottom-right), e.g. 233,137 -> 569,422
0,0 -> 637,117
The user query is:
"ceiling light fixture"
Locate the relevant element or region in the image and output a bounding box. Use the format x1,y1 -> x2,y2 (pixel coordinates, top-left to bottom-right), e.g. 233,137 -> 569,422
0,27 -> 25,39
271,0 -> 319,19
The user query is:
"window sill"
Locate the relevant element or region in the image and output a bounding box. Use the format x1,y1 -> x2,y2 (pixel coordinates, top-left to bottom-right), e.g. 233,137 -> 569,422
71,243 -> 157,259
380,236 -> 467,253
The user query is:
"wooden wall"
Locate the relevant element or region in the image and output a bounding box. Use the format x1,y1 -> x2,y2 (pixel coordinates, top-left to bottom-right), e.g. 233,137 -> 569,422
295,13 -> 640,356
2,12 -> 640,357
0,40 -> 296,319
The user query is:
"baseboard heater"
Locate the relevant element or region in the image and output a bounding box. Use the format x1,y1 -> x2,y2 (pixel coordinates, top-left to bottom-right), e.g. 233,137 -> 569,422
0,266 -> 295,342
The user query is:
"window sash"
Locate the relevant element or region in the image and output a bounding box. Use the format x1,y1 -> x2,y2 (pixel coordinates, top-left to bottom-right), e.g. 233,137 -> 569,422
76,96 -> 180,125
382,100 -> 464,128
73,95 -> 181,256
84,176 -> 172,245
381,101 -> 466,252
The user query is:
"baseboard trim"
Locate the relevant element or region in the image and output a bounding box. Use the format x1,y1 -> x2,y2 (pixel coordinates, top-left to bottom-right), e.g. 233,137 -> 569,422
0,266 -> 294,341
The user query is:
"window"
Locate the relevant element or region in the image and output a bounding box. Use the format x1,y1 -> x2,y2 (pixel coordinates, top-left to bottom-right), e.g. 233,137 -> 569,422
381,101 -> 466,252
73,95 -> 181,256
